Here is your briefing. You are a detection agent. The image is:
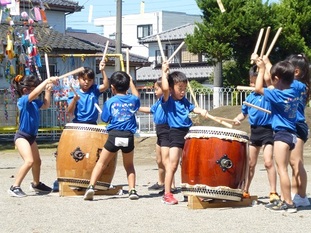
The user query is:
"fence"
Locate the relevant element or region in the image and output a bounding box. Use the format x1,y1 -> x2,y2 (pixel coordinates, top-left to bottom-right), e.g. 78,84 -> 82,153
0,87 -> 250,141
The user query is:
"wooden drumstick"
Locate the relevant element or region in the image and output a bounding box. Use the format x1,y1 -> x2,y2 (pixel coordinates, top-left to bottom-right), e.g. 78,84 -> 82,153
94,103 -> 102,114
243,101 -> 271,114
58,67 -> 85,79
265,27 -> 282,57
187,82 -> 233,128
167,41 -> 185,62
69,83 -> 78,96
126,47 -> 130,74
157,35 -> 166,62
102,40 -> 109,62
237,86 -> 255,91
214,116 -> 237,123
206,112 -> 233,128
259,26 -> 271,58
217,0 -> 226,13
44,53 -> 50,79
251,28 -> 264,64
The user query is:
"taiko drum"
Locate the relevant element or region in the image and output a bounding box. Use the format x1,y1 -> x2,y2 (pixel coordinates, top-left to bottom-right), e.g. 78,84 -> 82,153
181,126 -> 249,201
56,123 -> 117,192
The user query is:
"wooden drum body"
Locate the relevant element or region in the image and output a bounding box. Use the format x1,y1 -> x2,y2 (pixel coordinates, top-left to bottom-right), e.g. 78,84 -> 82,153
56,123 -> 117,194
181,126 -> 249,201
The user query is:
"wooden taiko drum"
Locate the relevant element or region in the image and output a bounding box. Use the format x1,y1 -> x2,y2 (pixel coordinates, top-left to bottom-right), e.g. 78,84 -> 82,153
56,123 -> 117,194
181,126 -> 249,201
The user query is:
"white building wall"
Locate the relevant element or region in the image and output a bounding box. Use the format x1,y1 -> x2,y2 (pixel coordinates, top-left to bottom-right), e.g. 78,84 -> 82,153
94,11 -> 201,58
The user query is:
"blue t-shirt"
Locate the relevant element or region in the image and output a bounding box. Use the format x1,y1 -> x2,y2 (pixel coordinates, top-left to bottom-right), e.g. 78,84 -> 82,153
150,96 -> 167,125
67,84 -> 102,124
291,80 -> 307,122
242,92 -> 272,126
162,96 -> 195,128
17,95 -> 43,136
101,94 -> 140,134
263,87 -> 298,132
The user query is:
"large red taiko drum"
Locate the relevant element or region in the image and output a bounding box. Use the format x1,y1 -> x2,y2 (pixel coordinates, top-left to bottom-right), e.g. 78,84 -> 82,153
56,123 -> 117,194
181,126 -> 249,201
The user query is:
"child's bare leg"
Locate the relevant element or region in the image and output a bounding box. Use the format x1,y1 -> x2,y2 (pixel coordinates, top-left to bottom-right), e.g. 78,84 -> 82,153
164,147 -> 181,194
156,144 -> 165,185
244,145 -> 260,193
263,144 -> 278,193
89,148 -> 116,186
274,141 -> 293,205
122,150 -> 136,190
30,142 -> 42,185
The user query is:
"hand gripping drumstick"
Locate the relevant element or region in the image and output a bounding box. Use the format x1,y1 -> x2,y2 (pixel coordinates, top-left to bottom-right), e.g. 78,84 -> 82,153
243,101 -> 271,114
157,35 -> 166,62
259,27 -> 271,58
58,67 -> 85,80
251,28 -> 264,64
69,83 -> 78,96
167,41 -> 185,62
187,82 -> 232,128
265,27 -> 282,57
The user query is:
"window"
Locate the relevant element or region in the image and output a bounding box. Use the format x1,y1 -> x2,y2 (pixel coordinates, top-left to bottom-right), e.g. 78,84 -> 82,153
137,24 -> 152,39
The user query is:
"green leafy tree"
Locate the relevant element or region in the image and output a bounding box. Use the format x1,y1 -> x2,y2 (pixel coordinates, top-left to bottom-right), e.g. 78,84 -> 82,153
185,0 -> 272,87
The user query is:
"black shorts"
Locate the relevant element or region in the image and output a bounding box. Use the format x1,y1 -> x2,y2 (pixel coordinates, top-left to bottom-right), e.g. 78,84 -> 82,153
104,130 -> 134,153
156,124 -> 170,147
295,121 -> 309,143
274,130 -> 297,151
169,127 -> 189,149
249,125 -> 273,147
14,131 -> 37,145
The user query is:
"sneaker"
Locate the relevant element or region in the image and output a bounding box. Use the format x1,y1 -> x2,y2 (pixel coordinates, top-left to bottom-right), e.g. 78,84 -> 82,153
269,192 -> 280,203
148,182 -> 164,191
8,186 -> 27,198
265,199 -> 281,209
30,182 -> 52,193
243,191 -> 250,198
83,186 -> 95,201
162,192 -> 178,205
159,188 -> 178,195
129,189 -> 139,200
293,194 -> 310,207
269,201 -> 297,213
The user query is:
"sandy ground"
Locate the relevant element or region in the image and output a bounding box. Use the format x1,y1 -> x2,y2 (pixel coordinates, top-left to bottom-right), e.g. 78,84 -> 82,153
1,136 -> 311,233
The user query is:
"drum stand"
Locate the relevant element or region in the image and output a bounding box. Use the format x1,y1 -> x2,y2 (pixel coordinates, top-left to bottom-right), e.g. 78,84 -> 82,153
58,180 -> 123,197
187,195 -> 258,209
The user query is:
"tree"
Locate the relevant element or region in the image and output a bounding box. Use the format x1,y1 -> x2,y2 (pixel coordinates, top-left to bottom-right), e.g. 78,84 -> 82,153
185,0 -> 271,107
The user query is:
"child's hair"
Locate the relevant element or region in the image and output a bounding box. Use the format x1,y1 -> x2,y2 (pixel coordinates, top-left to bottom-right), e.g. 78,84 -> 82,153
110,71 -> 130,92
168,71 -> 188,88
155,77 -> 162,88
12,74 -> 41,97
270,61 -> 295,86
285,54 -> 310,101
78,67 -> 95,80
249,65 -> 258,85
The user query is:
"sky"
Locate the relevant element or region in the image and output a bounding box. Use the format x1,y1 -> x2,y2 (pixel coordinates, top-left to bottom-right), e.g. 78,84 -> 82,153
66,0 -> 279,35
66,0 -> 202,34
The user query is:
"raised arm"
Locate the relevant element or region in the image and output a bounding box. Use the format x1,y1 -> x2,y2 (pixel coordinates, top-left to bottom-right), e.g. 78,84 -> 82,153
99,60 -> 109,92
161,61 -> 170,102
29,77 -> 58,103
129,74 -> 139,97
254,57 -> 266,95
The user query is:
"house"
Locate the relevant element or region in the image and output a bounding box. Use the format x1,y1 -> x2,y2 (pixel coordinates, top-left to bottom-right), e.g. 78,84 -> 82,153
94,9 -> 202,58
136,23 -> 213,87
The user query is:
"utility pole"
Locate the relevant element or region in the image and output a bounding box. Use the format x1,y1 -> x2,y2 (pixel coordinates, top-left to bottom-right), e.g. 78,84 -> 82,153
115,0 -> 122,71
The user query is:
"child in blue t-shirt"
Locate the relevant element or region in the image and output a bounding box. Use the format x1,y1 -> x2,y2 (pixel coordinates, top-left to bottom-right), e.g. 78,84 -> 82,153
8,74 -> 58,197
67,60 -> 109,124
234,65 -> 279,203
160,62 -> 209,205
254,54 -> 299,213
84,71 -> 140,201
139,77 -> 176,194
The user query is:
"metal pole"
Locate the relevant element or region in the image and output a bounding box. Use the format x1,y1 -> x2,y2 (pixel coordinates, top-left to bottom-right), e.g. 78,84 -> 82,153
116,0 -> 122,71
